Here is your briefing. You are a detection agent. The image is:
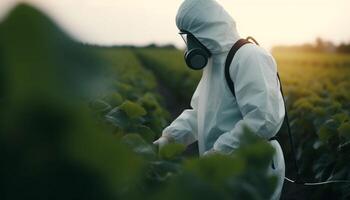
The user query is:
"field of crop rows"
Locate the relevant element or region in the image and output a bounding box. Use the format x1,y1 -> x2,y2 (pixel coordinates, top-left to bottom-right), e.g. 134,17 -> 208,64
1,4 -> 349,200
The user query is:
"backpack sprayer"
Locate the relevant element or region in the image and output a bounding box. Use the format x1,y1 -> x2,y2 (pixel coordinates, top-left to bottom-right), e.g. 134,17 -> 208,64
225,37 -> 350,186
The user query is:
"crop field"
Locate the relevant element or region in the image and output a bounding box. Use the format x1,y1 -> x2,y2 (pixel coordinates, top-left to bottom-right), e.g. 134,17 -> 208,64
274,52 -> 350,199
136,48 -> 350,199
1,4 -> 349,200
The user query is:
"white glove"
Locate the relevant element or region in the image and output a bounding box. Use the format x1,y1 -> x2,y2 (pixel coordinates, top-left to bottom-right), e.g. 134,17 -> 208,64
153,136 -> 174,151
203,148 -> 220,157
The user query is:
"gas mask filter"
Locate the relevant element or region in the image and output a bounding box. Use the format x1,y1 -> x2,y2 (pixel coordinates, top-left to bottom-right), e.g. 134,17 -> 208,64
179,30 -> 211,70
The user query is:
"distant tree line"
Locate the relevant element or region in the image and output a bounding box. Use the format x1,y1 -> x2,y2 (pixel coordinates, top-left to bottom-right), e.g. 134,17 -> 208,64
272,38 -> 350,54
81,43 -> 176,49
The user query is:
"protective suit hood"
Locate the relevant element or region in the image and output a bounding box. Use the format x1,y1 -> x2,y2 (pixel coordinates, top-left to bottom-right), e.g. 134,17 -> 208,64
176,0 -> 240,54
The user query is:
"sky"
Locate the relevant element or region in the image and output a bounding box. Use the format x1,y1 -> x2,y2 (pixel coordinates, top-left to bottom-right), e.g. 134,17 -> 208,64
0,0 -> 349,49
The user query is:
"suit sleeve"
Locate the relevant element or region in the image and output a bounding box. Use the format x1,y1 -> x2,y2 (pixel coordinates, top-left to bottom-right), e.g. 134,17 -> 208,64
161,81 -> 201,146
213,47 -> 285,154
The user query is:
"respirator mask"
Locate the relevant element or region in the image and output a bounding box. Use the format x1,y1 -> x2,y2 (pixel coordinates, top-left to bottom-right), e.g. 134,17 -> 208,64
179,30 -> 212,70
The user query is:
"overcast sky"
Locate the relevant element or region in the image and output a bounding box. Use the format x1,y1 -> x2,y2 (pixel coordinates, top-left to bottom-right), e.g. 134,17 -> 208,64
1,0 -> 349,49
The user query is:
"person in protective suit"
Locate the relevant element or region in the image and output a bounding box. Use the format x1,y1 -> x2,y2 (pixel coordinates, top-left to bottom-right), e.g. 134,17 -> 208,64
153,0 -> 285,199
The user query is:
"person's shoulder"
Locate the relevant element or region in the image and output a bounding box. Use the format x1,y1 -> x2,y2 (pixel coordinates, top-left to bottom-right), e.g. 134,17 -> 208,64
229,42 -> 276,76
231,43 -> 277,76
238,43 -> 272,61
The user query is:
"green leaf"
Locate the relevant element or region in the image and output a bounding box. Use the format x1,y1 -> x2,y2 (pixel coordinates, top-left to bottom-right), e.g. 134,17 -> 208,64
160,143 -> 186,160
333,113 -> 349,124
338,122 -> 350,140
138,92 -> 158,110
293,98 -> 313,111
106,93 -> 123,107
135,125 -> 155,143
119,100 -> 147,118
318,125 -> 333,143
89,99 -> 111,112
325,102 -> 342,115
121,134 -> 156,160
312,107 -> 326,116
184,155 -> 245,184
105,107 -> 129,129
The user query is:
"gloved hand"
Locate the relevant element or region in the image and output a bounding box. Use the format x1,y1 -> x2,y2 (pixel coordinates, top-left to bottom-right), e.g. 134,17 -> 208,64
203,148 -> 220,157
153,135 -> 174,152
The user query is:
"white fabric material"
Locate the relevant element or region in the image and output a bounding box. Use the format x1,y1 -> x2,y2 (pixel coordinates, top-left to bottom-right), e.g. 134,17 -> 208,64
153,137 -> 171,150
161,0 -> 286,199
269,140 -> 286,200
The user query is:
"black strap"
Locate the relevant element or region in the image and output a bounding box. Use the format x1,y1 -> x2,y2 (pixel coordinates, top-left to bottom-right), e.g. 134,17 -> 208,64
224,39 -> 251,98
277,73 -> 303,183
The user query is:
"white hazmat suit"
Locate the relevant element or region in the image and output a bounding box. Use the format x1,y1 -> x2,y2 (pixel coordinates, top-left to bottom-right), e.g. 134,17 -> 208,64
157,0 -> 286,199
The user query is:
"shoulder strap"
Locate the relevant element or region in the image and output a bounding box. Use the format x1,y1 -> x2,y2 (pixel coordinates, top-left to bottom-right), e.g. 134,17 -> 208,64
225,39 -> 252,98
